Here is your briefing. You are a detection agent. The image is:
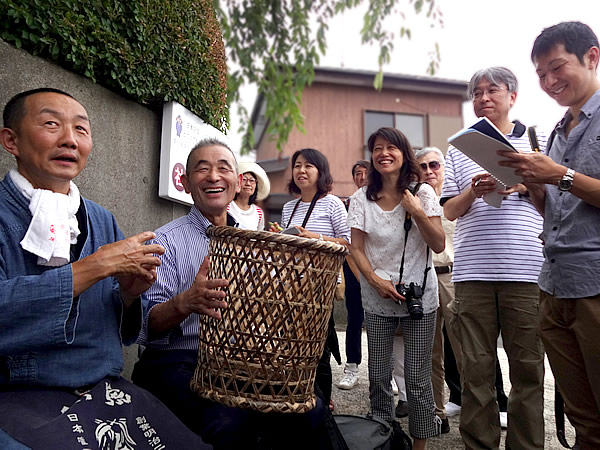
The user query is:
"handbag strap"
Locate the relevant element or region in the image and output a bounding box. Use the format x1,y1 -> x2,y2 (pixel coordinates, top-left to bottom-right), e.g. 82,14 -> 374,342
286,191 -> 321,229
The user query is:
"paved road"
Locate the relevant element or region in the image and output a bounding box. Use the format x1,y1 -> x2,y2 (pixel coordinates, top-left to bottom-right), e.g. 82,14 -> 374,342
330,329 -> 576,449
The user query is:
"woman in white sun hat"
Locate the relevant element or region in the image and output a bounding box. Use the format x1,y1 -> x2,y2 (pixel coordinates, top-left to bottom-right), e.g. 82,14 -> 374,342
227,161 -> 271,231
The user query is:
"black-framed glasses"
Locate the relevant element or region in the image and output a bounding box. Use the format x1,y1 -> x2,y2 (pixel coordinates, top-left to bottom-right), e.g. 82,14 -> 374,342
419,161 -> 441,171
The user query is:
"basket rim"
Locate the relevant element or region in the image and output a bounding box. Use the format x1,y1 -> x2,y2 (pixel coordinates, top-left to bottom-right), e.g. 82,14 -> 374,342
190,379 -> 317,413
207,226 -> 348,255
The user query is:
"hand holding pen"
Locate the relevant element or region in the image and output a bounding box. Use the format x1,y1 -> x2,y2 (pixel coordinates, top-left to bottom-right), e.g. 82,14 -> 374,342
268,221 -> 283,232
471,173 -> 497,199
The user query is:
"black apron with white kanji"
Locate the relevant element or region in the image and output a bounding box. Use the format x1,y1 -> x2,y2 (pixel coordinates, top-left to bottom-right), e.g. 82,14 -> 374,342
0,376 -> 211,449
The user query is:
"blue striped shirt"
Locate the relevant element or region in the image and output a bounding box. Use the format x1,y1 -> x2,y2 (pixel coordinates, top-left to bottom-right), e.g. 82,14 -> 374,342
281,194 -> 351,243
139,206 -> 235,351
441,122 -> 547,283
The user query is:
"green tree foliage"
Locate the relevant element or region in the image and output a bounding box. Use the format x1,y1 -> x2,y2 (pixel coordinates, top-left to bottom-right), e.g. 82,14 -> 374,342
0,0 -> 228,131
0,0 -> 441,152
217,0 -> 442,153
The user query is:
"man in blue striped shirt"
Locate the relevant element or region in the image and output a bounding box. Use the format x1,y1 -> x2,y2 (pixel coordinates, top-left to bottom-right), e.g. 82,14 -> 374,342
132,139 -> 329,450
441,67 -> 546,450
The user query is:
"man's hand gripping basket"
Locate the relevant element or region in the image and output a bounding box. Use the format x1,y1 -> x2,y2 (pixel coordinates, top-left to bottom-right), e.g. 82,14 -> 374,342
191,226 -> 347,413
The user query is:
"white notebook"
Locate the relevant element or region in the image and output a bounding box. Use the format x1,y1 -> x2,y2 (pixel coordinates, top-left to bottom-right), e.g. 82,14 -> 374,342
448,117 -> 521,188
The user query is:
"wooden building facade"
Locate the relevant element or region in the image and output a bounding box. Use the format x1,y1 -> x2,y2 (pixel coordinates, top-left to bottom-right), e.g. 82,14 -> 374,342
250,67 -> 469,222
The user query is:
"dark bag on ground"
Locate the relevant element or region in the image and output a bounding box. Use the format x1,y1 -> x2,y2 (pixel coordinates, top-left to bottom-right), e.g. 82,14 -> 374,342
334,414 -> 412,450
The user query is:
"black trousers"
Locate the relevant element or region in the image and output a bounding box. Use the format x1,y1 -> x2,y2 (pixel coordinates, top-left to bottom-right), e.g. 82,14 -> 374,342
342,261 -> 364,365
316,315 -> 341,404
133,348 -> 331,450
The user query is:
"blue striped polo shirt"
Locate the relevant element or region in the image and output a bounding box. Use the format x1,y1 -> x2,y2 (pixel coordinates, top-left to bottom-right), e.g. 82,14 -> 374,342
281,194 -> 351,243
139,206 -> 236,351
441,121 -> 547,283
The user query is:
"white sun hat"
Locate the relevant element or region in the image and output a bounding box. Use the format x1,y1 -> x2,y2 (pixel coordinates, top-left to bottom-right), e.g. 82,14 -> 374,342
237,161 -> 271,201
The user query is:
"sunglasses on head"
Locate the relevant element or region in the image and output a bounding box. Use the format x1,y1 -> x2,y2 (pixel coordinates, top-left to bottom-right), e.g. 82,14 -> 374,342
419,161 -> 441,171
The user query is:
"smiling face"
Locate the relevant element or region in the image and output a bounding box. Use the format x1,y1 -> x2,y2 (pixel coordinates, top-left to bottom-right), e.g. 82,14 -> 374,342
292,154 -> 319,193
472,77 -> 516,126
417,153 -> 444,193
181,144 -> 241,224
534,43 -> 600,111
371,136 -> 404,175
0,92 -> 92,194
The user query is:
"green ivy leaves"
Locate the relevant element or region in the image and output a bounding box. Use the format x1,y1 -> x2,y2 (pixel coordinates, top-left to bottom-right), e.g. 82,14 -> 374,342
0,0 -> 228,131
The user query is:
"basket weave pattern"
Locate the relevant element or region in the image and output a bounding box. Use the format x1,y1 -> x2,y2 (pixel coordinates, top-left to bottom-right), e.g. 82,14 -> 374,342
191,226 -> 347,413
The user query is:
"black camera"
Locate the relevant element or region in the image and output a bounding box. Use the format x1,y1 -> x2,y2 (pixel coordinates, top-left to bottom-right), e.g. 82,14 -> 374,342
396,282 -> 424,320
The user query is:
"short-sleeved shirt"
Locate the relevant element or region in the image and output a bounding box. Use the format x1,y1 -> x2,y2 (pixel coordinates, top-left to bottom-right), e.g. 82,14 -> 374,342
539,90 -> 600,298
281,194 -> 350,243
347,182 -> 441,317
441,121 -> 546,283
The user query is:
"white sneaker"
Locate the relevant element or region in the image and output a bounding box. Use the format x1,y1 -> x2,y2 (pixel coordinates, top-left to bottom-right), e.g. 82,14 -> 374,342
499,411 -> 508,429
391,378 -> 399,395
337,364 -> 359,390
444,401 -> 461,417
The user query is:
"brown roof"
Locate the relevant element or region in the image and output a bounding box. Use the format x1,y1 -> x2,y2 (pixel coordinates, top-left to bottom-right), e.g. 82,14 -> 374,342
251,66 -> 469,126
312,66 -> 469,100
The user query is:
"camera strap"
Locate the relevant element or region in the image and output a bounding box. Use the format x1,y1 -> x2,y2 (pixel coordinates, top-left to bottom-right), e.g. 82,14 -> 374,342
397,182 -> 431,290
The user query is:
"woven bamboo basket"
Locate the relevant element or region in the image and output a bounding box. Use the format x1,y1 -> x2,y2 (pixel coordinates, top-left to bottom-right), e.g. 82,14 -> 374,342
191,226 -> 348,414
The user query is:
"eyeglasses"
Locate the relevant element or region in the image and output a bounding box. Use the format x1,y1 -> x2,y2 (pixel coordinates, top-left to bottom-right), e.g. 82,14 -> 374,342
419,161 -> 441,172
242,177 -> 256,185
471,86 -> 507,101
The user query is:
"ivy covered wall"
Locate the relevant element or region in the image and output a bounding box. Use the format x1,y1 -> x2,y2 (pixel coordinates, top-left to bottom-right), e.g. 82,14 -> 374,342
0,0 -> 228,130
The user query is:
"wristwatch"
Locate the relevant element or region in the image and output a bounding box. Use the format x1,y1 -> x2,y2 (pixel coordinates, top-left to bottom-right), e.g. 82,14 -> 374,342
557,168 -> 575,191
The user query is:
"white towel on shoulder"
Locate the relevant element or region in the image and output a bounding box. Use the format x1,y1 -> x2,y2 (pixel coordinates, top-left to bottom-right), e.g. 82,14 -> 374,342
10,169 -> 81,267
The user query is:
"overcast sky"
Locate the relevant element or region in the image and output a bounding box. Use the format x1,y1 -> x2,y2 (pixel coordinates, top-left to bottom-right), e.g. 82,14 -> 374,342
229,0 -> 600,153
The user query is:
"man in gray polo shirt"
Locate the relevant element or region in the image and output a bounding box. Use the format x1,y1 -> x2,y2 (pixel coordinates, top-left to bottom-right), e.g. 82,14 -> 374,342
501,21 -> 600,448
441,67 -> 546,449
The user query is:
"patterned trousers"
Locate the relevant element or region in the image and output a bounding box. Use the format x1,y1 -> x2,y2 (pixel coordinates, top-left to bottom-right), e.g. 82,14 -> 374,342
365,311 -> 438,439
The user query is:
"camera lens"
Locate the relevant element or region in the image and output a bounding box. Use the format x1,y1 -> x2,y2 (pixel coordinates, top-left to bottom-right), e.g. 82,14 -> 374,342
406,298 -> 424,320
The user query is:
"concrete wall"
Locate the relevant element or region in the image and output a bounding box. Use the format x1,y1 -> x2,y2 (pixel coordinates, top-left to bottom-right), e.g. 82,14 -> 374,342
0,39 -> 191,378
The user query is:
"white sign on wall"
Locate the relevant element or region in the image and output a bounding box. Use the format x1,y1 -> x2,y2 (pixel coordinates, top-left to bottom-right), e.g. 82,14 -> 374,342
159,101 -> 231,205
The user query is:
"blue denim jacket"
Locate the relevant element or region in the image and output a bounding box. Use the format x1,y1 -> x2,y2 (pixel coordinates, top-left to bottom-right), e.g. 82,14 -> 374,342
0,174 -> 141,388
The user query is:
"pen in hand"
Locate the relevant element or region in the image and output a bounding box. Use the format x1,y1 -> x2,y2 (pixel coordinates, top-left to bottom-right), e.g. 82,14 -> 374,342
269,222 -> 283,232
472,176 -> 487,199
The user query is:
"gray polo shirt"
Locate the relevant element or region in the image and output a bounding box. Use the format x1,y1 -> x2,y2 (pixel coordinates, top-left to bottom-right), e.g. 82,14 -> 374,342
539,89 -> 600,299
